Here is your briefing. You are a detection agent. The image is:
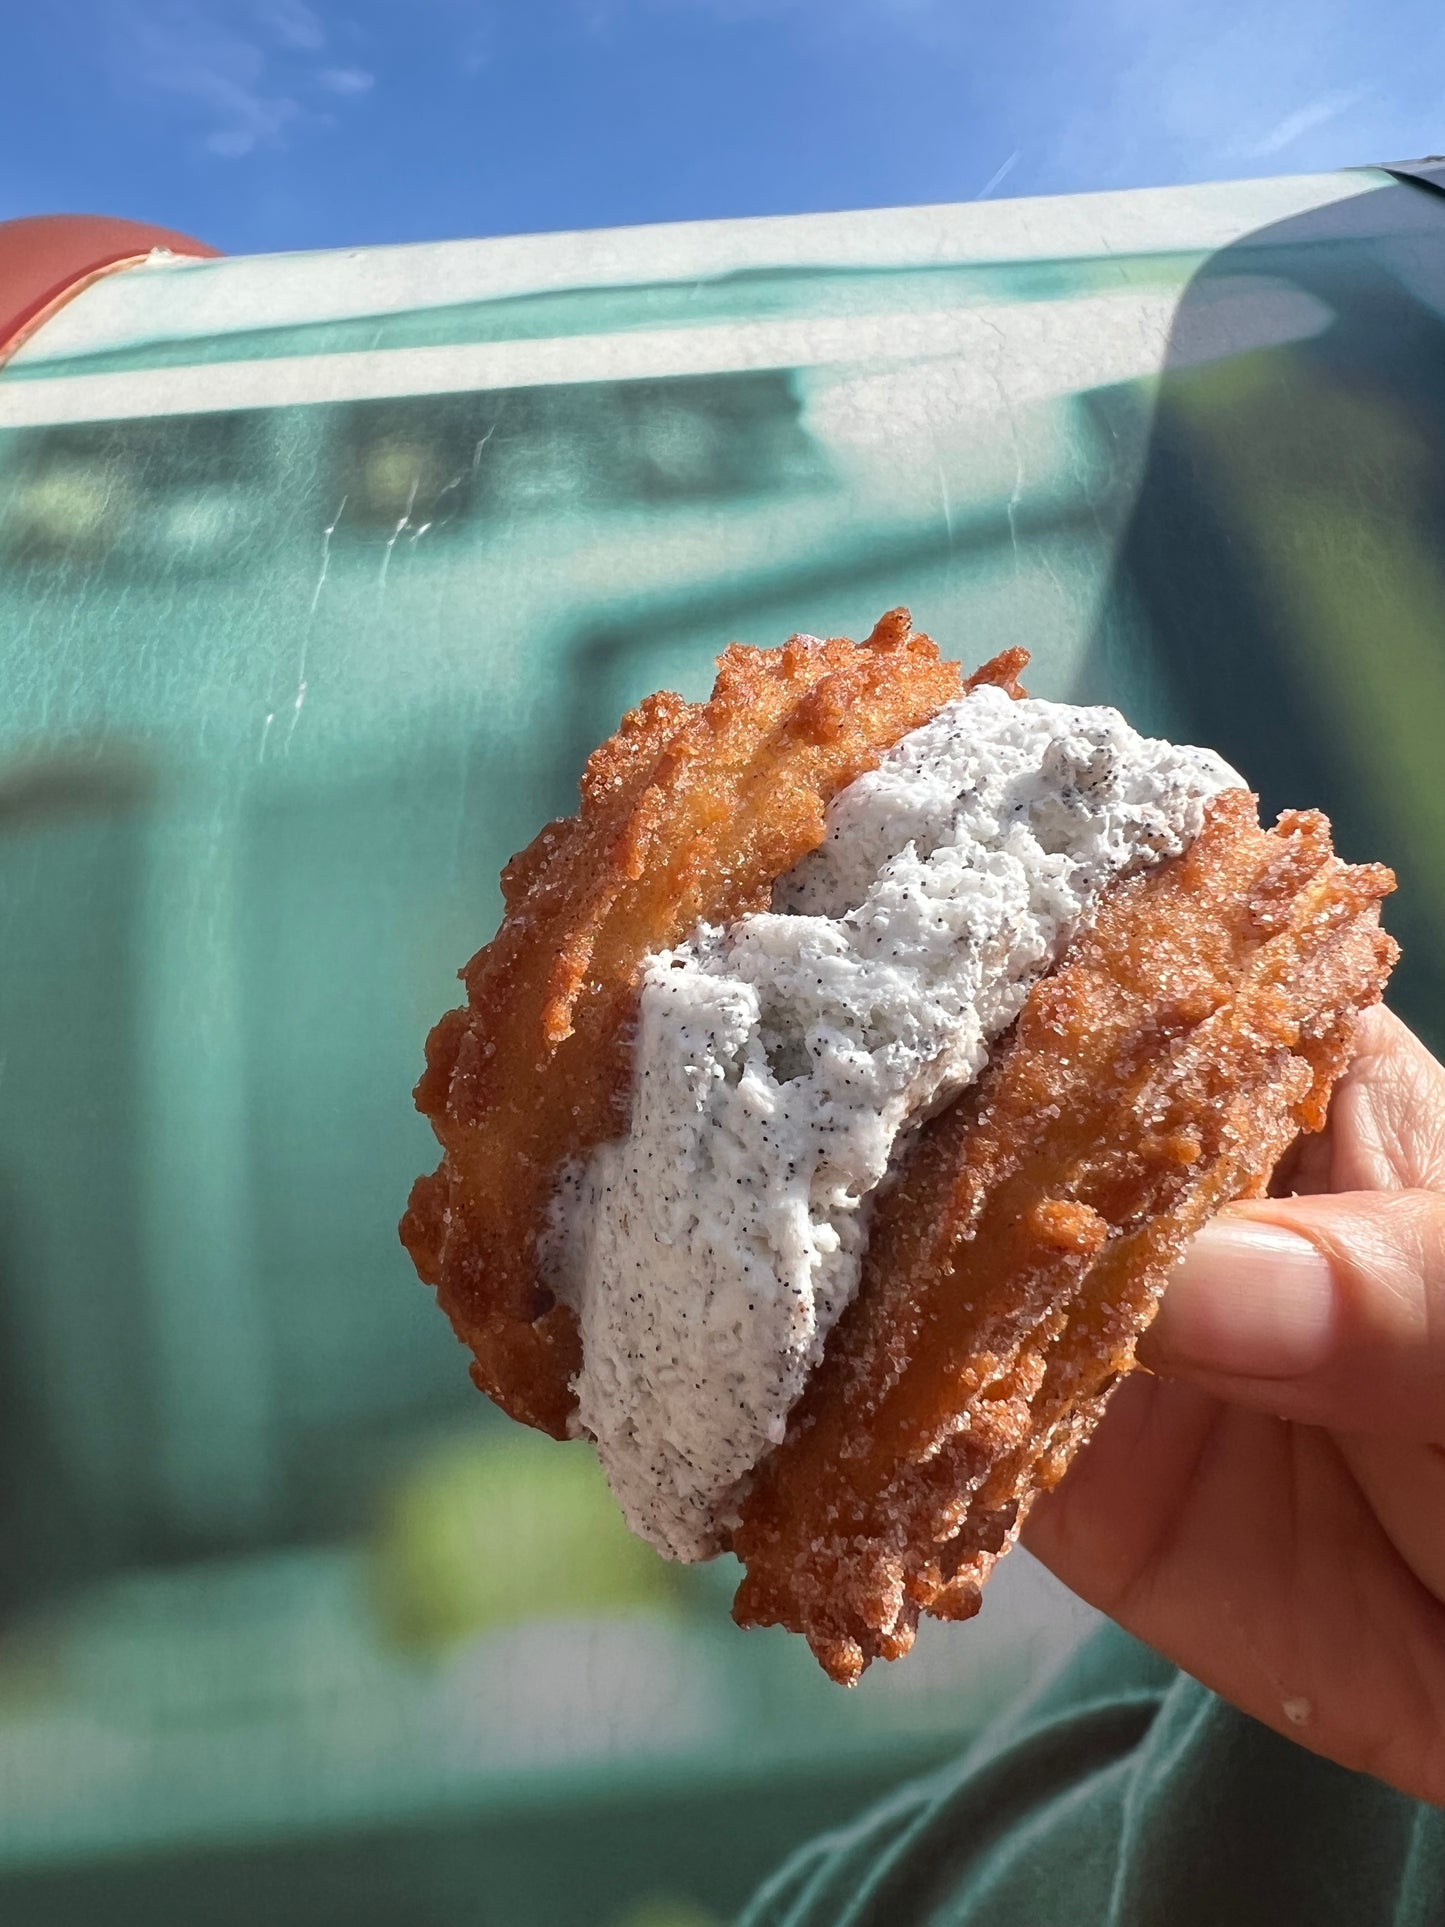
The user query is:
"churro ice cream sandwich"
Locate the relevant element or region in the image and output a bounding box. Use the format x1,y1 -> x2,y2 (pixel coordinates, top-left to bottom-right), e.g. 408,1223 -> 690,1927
402,611 -> 1396,1682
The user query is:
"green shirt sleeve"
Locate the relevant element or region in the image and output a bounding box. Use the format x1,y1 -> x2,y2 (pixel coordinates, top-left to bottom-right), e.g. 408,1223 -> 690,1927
738,1625 -> 1445,1927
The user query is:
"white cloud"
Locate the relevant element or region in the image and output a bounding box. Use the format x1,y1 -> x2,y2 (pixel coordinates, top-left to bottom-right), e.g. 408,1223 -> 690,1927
114,6 -> 299,159
103,2 -> 382,159
688,0 -> 1434,204
256,0 -> 325,51
1037,0 -> 1445,195
1244,86 -> 1372,159
318,65 -> 375,95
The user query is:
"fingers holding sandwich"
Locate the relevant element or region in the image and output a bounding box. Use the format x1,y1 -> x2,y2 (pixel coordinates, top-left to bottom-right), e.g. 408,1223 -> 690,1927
1025,1009 -> 1445,1806
1142,1190 -> 1445,1448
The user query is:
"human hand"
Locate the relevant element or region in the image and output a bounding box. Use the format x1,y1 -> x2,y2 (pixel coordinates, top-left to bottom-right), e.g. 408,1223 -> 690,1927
1023,1005 -> 1445,1808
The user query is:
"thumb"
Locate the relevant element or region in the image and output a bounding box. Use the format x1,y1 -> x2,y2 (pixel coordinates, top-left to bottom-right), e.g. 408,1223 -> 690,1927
1140,1191 -> 1445,1444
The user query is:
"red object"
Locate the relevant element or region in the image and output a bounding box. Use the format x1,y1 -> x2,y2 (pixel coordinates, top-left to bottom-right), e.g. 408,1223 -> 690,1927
0,214 -> 220,368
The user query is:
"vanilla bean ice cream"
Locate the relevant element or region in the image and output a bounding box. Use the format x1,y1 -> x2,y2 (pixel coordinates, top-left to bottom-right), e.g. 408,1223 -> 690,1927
543,681 -> 1242,1560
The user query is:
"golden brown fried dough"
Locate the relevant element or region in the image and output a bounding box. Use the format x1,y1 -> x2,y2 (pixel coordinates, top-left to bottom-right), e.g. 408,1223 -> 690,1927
731,792 -> 1397,1683
401,611 -> 972,1437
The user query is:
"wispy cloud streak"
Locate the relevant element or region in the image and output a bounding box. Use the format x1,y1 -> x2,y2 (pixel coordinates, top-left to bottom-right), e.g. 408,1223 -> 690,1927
106,2 -> 374,159
1245,86 -> 1372,158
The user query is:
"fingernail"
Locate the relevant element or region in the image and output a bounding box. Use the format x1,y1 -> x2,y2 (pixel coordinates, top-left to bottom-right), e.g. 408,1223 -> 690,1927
1148,1218 -> 1339,1379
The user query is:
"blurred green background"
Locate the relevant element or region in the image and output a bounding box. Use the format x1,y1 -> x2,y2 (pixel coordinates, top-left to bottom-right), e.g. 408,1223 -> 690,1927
0,166 -> 1443,1923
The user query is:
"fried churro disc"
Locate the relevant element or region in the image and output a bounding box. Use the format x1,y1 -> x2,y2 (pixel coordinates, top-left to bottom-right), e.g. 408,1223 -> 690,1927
732,792 -> 1397,1683
401,612 -> 979,1436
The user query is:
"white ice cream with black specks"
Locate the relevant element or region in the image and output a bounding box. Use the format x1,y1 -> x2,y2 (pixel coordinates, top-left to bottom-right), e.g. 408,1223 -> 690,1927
543,683 -> 1242,1561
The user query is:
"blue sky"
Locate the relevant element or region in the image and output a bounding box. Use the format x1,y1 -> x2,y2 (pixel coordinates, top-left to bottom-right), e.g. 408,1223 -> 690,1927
1,0 -> 1442,256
